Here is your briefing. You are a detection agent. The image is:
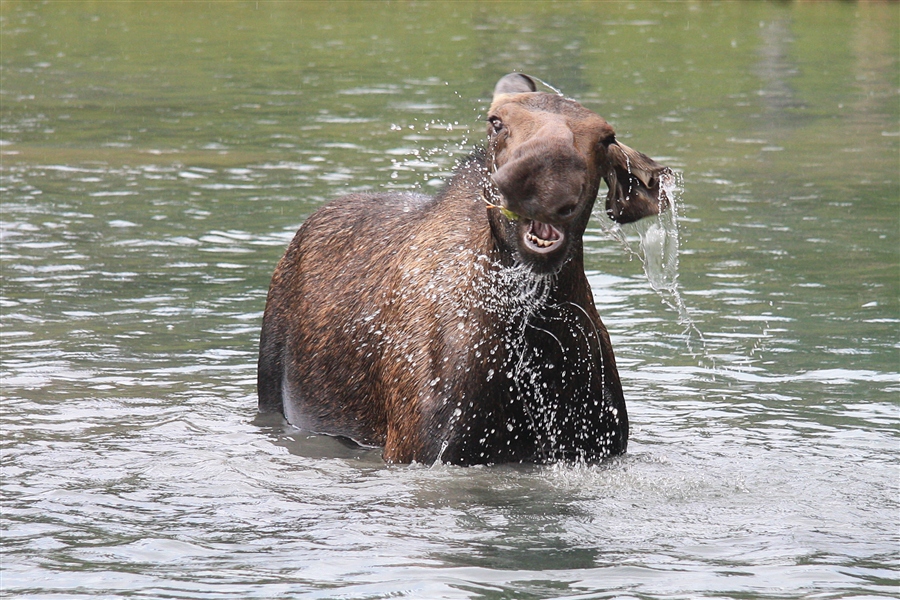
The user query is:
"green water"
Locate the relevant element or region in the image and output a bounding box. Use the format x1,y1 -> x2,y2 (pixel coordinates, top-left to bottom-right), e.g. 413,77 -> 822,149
2,2 -> 898,599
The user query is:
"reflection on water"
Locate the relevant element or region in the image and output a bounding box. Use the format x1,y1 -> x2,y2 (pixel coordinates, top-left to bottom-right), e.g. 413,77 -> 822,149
1,2 -> 897,598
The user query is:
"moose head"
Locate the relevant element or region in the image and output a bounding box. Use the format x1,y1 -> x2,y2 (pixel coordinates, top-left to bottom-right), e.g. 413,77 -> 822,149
485,73 -> 672,273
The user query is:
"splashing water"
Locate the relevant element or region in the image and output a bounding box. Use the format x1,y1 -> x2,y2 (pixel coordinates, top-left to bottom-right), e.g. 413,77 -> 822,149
528,75 -> 565,97
600,170 -> 704,350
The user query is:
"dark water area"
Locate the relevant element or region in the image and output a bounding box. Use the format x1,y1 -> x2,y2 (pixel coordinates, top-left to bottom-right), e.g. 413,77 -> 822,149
1,2 -> 898,598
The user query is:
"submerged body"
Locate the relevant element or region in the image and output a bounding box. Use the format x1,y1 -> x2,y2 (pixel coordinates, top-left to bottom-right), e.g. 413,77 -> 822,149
258,74 -> 671,465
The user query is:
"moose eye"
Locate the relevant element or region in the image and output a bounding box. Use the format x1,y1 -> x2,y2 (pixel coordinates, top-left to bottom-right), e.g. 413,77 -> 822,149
488,117 -> 504,134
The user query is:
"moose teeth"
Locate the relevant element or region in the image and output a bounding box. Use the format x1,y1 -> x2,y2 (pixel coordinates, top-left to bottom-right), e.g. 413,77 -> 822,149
527,233 -> 556,248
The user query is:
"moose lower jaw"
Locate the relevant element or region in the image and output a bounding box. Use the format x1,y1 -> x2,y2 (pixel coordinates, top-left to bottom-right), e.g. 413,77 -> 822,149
523,219 -> 565,254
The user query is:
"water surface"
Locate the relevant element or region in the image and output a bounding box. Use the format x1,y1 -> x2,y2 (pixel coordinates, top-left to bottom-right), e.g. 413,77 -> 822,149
1,2 -> 898,598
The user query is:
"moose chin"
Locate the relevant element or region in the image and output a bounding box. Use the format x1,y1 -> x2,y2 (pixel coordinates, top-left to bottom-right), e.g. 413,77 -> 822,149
258,73 -> 672,466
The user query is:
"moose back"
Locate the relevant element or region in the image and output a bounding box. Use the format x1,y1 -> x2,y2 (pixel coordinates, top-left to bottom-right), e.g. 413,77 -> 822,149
258,73 -> 671,465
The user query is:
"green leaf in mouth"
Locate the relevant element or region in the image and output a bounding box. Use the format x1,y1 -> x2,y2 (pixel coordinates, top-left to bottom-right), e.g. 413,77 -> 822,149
499,207 -> 520,221
481,192 -> 520,221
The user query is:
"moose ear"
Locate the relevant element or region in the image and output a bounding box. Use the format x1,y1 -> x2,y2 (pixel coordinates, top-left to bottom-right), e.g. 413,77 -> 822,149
493,73 -> 537,100
601,140 -> 673,224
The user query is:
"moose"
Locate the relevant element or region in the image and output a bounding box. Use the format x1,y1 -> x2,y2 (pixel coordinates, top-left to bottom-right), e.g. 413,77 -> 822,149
258,73 -> 671,465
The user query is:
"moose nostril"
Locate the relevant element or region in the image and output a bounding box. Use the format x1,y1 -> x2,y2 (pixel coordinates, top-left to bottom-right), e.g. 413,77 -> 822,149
556,203 -> 578,219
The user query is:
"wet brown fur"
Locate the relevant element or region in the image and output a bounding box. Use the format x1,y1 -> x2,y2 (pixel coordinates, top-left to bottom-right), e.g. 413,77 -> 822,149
258,74 -> 671,465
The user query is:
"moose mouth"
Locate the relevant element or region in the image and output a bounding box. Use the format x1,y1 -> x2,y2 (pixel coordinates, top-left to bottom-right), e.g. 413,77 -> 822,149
523,219 -> 564,253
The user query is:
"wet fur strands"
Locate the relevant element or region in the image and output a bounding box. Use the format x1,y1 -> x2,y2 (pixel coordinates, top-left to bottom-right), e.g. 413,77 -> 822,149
258,73 -> 672,465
